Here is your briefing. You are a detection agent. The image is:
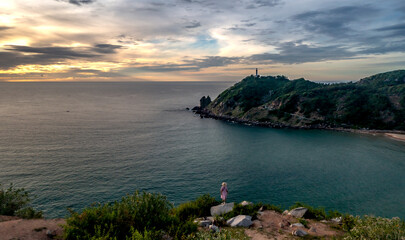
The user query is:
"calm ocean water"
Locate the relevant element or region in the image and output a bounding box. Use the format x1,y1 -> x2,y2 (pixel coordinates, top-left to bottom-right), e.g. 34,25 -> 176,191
0,82 -> 404,219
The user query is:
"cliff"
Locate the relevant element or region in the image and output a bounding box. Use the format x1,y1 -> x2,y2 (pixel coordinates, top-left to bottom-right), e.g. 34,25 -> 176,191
204,70 -> 405,130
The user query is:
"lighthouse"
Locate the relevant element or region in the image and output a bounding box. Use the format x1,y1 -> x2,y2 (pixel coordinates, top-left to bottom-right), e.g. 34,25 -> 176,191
255,68 -> 258,77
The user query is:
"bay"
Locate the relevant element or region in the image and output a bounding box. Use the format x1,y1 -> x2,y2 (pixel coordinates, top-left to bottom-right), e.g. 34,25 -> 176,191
0,82 -> 404,219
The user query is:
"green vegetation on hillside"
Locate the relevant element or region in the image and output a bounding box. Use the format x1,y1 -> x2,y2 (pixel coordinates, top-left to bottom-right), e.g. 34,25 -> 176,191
2,184 -> 404,239
207,70 -> 405,130
0,183 -> 42,219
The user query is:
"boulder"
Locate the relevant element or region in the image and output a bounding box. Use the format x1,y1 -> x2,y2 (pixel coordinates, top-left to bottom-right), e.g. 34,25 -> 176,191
210,202 -> 234,216
309,227 -> 317,233
331,217 -> 342,224
292,229 -> 308,237
197,220 -> 212,228
290,223 -> 305,228
282,210 -> 289,215
226,215 -> 253,227
288,207 -> 307,218
240,201 -> 253,206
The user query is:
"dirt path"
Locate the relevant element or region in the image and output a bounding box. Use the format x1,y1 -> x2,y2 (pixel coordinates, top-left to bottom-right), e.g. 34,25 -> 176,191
244,210 -> 344,239
0,216 -> 65,240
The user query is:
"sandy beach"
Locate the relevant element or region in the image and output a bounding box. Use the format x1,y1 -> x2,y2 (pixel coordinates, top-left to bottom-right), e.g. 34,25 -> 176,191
385,133 -> 405,142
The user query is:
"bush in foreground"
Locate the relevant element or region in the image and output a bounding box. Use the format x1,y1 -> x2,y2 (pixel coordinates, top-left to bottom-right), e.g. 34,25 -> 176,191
344,215 -> 405,239
173,194 -> 220,221
63,191 -> 197,240
0,183 -> 42,219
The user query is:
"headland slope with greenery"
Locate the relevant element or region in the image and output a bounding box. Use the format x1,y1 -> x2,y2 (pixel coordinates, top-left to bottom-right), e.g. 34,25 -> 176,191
204,70 -> 405,130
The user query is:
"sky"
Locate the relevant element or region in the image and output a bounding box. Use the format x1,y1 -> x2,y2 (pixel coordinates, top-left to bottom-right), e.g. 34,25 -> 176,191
0,0 -> 404,82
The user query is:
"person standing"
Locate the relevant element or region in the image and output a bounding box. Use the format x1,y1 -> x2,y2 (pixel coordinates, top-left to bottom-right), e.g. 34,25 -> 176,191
220,182 -> 228,203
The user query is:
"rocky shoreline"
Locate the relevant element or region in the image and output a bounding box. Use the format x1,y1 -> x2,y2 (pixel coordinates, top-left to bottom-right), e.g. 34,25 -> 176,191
193,108 -> 405,141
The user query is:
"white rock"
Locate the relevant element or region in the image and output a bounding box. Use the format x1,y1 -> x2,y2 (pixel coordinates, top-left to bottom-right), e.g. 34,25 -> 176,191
288,207 -> 308,218
226,215 -> 253,227
282,210 -> 289,215
292,229 -> 308,237
290,223 -> 305,228
240,201 -> 253,206
198,220 -> 212,228
210,202 -> 234,216
331,217 -> 342,224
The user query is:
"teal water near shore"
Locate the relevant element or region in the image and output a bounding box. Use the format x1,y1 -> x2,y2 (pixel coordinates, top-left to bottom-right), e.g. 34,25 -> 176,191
0,82 -> 404,218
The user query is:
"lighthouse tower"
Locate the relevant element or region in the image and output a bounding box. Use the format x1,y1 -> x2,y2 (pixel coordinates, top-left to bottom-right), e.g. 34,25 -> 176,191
255,68 -> 258,77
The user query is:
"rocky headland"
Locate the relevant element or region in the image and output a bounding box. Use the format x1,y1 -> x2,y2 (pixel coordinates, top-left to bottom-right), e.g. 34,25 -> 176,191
193,70 -> 405,140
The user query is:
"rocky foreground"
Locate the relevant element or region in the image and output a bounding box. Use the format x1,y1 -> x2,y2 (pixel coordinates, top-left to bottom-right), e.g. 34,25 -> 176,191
195,202 -> 344,240
0,202 -> 345,240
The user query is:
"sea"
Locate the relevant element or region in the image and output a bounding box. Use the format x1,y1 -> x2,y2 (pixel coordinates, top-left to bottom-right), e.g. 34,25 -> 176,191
0,82 -> 404,219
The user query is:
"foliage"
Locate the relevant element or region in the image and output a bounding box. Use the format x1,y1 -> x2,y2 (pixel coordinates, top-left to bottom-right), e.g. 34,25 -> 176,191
191,228 -> 250,240
344,215 -> 405,239
173,194 -> 219,221
63,191 -> 196,240
0,183 -> 42,219
208,70 -> 405,130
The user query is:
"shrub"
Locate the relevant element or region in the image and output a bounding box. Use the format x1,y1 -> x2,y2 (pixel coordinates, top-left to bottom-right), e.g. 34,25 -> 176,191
173,194 -> 219,221
63,191 -> 188,240
344,215 -> 405,239
0,183 -> 42,219
191,228 -> 250,240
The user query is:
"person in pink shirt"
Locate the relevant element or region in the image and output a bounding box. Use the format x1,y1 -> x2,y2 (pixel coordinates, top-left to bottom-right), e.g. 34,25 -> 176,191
220,182 -> 228,203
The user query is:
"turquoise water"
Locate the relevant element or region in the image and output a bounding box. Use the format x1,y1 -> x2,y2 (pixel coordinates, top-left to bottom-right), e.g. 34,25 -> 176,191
0,82 -> 404,219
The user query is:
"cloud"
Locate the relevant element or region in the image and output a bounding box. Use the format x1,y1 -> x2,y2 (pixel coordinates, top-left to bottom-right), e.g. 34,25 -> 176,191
292,6 -> 378,37
246,0 -> 282,9
93,44 -> 123,54
375,23 -> 405,38
0,26 -> 13,31
185,21 -> 201,29
0,44 -> 122,70
65,0 -> 96,6
123,56 -> 241,73
249,42 -> 357,64
7,45 -> 98,58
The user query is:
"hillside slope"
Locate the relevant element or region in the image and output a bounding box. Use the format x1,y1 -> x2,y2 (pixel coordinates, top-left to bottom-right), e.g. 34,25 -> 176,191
205,70 -> 405,130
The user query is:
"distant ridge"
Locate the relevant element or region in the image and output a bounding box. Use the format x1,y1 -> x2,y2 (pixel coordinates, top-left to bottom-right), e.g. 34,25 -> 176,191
201,70 -> 405,130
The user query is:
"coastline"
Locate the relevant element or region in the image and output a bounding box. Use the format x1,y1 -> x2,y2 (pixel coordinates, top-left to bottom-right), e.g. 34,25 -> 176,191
385,133 -> 405,142
198,110 -> 405,142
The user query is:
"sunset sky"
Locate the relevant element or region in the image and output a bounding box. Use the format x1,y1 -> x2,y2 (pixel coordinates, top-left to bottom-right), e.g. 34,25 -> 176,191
1,0 -> 404,82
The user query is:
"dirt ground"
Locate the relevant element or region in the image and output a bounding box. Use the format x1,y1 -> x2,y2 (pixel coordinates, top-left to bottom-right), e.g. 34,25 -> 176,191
245,210 -> 344,239
0,216 -> 65,240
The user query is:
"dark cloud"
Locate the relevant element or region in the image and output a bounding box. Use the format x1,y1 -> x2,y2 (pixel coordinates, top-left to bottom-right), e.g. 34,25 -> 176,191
246,0 -> 282,9
93,44 -> 123,54
375,23 -> 405,38
186,56 -> 241,68
124,56 -> 241,73
7,45 -> 98,58
67,0 -> 96,6
249,42 -> 357,64
293,6 -> 378,37
0,44 -> 122,70
0,26 -> 13,31
185,21 -> 201,29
